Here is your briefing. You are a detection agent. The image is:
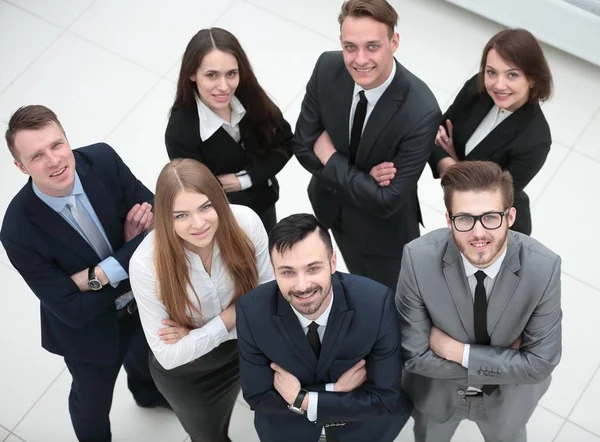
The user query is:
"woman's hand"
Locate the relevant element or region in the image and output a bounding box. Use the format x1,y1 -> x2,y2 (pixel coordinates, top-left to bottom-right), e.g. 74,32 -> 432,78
158,319 -> 190,345
217,174 -> 241,193
435,119 -> 458,161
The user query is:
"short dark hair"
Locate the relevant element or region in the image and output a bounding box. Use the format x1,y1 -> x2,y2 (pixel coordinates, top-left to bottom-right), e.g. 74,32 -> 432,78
338,0 -> 398,38
441,161 -> 514,212
269,214 -> 333,257
6,105 -> 65,160
478,29 -> 553,104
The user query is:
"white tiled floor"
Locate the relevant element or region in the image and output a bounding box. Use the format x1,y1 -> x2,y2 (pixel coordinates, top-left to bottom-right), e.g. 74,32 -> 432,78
1,0 -> 599,441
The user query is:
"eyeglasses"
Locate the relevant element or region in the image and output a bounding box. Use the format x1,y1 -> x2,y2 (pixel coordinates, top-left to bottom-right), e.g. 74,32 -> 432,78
449,209 -> 509,232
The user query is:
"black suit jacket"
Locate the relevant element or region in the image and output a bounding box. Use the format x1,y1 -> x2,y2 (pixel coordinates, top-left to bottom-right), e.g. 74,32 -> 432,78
0,143 -> 153,365
165,104 -> 293,215
429,74 -> 552,234
293,51 -> 441,257
236,272 -> 412,442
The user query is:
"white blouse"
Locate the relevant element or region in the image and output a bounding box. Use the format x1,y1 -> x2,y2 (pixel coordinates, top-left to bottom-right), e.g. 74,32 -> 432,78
129,204 -> 274,370
465,105 -> 513,156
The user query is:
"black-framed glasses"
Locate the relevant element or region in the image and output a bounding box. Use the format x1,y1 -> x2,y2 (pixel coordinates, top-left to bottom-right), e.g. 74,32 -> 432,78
449,209 -> 509,232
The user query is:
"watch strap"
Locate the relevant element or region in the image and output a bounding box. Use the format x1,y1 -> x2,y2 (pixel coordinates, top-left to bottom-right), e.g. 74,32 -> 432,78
292,388 -> 308,409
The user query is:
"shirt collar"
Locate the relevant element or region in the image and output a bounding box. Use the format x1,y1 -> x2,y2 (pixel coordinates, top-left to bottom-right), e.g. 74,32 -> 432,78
461,246 -> 507,280
194,93 -> 246,141
352,60 -> 396,107
290,289 -> 334,329
32,172 -> 84,212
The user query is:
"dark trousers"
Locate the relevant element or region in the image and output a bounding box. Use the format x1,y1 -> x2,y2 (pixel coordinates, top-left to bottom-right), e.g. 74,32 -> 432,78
64,312 -> 164,442
258,204 -> 277,233
332,222 -> 402,290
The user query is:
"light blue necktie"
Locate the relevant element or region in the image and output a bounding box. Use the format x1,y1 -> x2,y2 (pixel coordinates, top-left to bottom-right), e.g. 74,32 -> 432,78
66,195 -> 111,259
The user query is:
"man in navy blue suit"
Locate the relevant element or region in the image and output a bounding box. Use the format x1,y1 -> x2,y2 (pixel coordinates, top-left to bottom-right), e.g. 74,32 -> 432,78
1,105 -> 167,442
236,213 -> 412,442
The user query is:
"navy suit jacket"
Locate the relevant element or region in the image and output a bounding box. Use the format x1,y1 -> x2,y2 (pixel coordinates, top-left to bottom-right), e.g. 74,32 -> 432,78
0,143 -> 153,365
236,272 -> 412,442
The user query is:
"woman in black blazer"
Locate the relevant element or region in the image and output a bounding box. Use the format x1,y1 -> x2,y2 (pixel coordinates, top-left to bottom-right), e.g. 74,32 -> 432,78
166,28 -> 293,232
429,29 -> 553,235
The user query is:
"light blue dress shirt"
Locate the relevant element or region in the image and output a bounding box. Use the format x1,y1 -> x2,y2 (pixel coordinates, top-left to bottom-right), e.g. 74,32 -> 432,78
33,172 -> 132,308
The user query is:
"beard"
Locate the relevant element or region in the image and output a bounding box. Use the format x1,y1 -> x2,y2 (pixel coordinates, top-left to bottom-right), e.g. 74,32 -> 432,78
453,227 -> 509,268
287,282 -> 332,317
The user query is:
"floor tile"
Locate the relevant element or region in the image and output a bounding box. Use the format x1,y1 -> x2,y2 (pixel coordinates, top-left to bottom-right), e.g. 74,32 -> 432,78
527,142 -> 570,207
530,151 -> 600,289
4,434 -> 25,442
554,422 -> 600,442
12,369 -> 187,442
574,108 -> 600,163
69,0 -> 236,75
0,32 -> 160,148
527,406 -> 565,441
0,267 -> 66,430
541,45 -> 600,148
0,425 -> 9,441
228,402 -> 260,442
5,0 -> 95,28
568,366 -> 600,436
539,275 -> 600,417
105,79 -> 176,193
0,2 -> 62,94
213,1 -> 338,111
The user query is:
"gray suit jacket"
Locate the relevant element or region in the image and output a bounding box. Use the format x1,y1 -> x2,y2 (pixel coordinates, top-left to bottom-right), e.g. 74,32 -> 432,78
396,228 -> 562,439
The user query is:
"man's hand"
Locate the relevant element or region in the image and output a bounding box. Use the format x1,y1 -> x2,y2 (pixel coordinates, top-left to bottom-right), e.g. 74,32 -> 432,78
158,319 -> 190,345
334,359 -> 367,392
217,174 -> 242,193
510,335 -> 522,349
313,131 -> 336,165
429,327 -> 464,364
124,202 -> 153,242
369,162 -> 396,187
271,363 -> 302,405
70,266 -> 108,292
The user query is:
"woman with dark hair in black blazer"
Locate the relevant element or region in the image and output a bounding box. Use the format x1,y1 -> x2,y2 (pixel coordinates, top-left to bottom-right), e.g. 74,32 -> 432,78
429,28 -> 553,235
166,28 -> 293,232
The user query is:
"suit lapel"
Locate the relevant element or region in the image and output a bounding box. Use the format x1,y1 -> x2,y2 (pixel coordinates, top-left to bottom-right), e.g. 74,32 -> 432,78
442,240 -> 476,342
25,183 -> 99,265
317,274 -> 354,375
355,61 -> 406,166
487,235 -> 521,335
273,291 -> 317,370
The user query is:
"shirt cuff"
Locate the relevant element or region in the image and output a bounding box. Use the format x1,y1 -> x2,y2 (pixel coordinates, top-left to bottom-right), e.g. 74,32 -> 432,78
236,171 -> 253,190
190,314 -> 229,345
98,257 -> 128,288
325,383 -> 335,392
306,392 -> 318,422
462,343 -> 470,368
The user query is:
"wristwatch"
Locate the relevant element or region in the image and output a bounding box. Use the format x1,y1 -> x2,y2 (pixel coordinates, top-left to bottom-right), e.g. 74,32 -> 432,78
288,389 -> 308,415
88,267 -> 103,291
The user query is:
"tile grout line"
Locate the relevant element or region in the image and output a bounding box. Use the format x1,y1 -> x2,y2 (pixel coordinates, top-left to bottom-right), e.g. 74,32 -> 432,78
529,148 -> 573,210
8,367 -> 67,435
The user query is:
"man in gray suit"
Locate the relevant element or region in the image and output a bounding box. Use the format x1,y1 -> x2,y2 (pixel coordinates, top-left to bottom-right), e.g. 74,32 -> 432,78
396,161 -> 562,442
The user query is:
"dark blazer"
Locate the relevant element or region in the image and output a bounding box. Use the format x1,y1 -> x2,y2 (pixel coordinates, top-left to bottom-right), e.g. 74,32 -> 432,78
236,272 -> 412,442
0,143 -> 153,365
293,51 -> 440,257
429,74 -> 552,235
165,104 -> 293,215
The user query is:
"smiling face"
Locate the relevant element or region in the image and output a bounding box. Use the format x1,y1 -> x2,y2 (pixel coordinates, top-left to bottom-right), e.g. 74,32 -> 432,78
340,15 -> 398,90
13,122 -> 76,197
190,49 -> 240,114
446,189 -> 516,268
271,230 -> 337,320
171,190 -> 219,252
484,48 -> 532,111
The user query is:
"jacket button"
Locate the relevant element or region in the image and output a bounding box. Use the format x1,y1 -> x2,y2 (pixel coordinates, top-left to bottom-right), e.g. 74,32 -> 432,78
495,372 -> 500,378
478,370 -> 483,376
457,389 -> 465,396
484,371 -> 490,376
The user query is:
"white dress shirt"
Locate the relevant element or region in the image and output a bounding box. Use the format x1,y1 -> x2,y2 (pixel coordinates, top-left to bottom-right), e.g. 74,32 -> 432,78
464,105 -> 513,156
194,93 -> 253,190
129,205 -> 274,370
290,294 -> 335,429
349,62 -> 397,138
460,247 -> 507,392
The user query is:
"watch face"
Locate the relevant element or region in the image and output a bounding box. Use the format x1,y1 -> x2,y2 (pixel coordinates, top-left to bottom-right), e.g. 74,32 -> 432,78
88,279 -> 103,291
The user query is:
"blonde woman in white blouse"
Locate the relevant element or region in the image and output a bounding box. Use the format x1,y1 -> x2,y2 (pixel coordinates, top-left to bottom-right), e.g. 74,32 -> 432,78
129,159 -> 273,442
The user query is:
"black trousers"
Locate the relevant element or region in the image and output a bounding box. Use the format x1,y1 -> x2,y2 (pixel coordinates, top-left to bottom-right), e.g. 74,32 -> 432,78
64,311 -> 164,442
149,340 -> 240,442
332,221 -> 402,290
258,204 -> 277,233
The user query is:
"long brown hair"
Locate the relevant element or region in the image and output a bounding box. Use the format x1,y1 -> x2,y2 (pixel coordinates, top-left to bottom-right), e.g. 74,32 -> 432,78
153,159 -> 259,328
173,28 -> 284,153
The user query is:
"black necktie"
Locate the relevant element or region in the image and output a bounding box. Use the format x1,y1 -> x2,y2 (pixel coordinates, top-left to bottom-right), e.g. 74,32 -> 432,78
474,270 -> 497,395
349,90 -> 368,164
307,321 -> 321,358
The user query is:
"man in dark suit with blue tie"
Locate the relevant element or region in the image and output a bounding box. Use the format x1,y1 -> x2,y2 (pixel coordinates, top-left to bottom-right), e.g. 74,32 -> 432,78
236,213 -> 412,442
1,105 -> 167,442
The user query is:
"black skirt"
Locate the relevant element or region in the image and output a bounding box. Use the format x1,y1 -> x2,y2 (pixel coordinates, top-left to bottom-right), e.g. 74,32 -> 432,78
149,339 -> 240,442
